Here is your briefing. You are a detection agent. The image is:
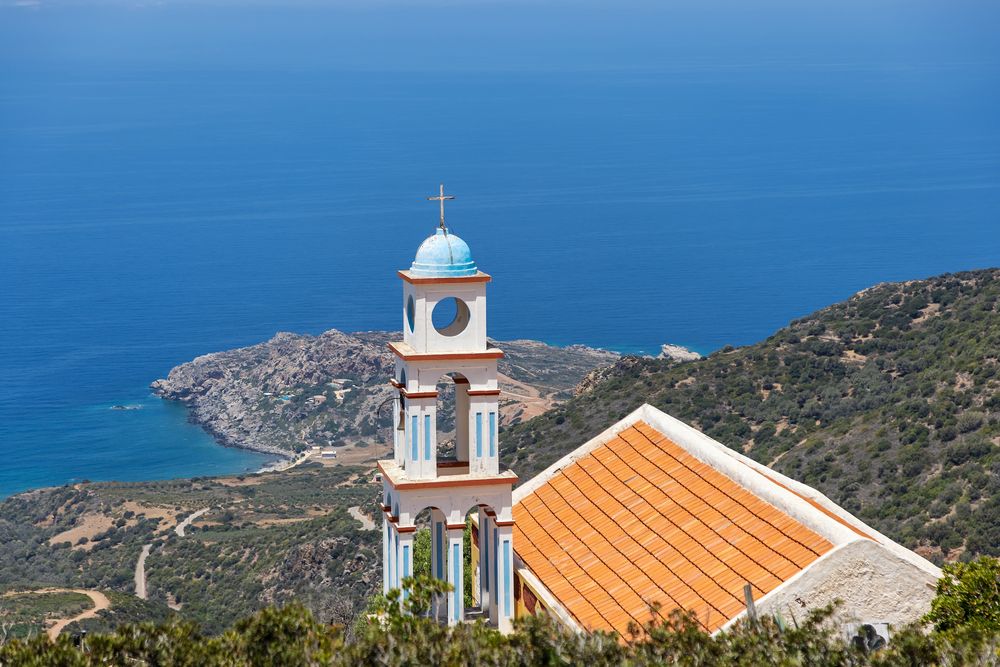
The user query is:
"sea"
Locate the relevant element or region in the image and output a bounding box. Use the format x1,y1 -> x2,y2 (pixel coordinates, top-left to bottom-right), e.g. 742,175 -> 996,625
2,1 -> 999,498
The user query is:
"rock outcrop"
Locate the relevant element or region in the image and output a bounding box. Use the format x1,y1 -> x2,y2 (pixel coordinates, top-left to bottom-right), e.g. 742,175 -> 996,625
151,329 -> 618,458
658,343 -> 702,362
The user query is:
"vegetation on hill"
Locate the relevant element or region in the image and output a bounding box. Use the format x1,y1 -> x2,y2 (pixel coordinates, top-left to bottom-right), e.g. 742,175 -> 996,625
0,591 -> 91,641
0,465 -> 381,637
0,332 -> 614,638
504,269 -> 1000,563
3,566 -> 1000,667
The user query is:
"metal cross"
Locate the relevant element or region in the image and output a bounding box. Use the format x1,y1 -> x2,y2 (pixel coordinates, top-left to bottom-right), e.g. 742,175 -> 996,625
427,183 -> 455,230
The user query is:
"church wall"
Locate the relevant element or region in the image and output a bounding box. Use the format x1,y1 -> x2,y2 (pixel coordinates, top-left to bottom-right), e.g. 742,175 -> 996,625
471,520 -> 552,623
471,525 -> 481,606
747,539 -> 938,632
512,571 -> 551,621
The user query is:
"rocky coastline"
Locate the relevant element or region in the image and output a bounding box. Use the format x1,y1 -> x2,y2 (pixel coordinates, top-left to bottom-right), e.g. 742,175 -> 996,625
151,329 -> 620,458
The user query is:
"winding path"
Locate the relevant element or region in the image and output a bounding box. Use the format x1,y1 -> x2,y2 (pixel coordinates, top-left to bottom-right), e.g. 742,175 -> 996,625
3,588 -> 110,640
133,508 -> 210,600
134,544 -> 151,599
348,506 -> 376,530
174,508 -> 209,538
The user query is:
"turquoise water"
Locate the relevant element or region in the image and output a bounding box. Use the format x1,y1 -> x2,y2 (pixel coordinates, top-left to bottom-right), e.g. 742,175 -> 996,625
2,1 -> 999,497
6,393 -> 274,497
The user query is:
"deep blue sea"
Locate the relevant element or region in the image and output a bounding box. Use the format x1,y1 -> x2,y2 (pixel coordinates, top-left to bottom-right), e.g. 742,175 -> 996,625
2,1 -> 999,498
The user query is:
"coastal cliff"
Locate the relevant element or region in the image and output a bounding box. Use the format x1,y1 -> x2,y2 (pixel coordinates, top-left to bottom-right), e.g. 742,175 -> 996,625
151,330 -> 619,458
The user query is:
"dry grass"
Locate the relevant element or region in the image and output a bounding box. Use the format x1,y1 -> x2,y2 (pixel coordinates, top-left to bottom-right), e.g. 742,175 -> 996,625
47,514 -> 115,551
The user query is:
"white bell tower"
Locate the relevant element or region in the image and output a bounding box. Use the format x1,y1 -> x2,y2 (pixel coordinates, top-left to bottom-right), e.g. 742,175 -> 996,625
380,185 -> 516,632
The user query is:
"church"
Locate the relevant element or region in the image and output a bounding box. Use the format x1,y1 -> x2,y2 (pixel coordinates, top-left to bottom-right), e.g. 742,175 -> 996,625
379,188 -> 941,638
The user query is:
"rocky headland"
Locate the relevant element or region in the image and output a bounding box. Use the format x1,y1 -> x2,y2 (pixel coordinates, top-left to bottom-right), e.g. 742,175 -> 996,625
151,330 -> 620,458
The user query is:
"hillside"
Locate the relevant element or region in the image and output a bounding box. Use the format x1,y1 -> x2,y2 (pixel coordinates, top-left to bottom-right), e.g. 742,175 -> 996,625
503,269 -> 1000,563
151,330 -> 619,458
0,333 -> 620,638
5,270 -> 997,638
0,465 -> 379,636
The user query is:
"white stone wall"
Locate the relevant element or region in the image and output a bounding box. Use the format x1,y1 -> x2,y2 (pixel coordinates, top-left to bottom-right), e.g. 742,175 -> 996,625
749,539 -> 938,631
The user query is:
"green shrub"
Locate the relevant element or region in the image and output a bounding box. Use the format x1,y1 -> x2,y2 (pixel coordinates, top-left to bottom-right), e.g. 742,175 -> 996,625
925,556 -> 1000,634
4,577 -> 1000,666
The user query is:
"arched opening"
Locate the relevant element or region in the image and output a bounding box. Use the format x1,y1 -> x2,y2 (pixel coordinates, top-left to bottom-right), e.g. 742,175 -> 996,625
435,372 -> 470,468
405,295 -> 415,333
409,505 -> 460,622
465,504 -> 495,620
411,507 -> 438,579
431,297 -> 471,337
397,502 -> 502,626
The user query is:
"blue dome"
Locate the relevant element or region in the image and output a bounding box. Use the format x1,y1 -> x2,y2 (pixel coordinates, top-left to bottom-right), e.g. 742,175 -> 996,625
410,228 -> 478,277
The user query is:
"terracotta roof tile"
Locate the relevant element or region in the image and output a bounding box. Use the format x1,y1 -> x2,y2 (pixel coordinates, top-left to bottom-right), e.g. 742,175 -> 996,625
514,422 -> 834,635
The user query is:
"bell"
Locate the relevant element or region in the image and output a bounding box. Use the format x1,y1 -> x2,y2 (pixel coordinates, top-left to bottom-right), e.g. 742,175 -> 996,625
397,407 -> 406,431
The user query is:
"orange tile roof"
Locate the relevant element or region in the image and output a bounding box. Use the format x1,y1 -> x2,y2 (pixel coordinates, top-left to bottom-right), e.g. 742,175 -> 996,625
754,470 -> 876,541
513,421 -> 834,635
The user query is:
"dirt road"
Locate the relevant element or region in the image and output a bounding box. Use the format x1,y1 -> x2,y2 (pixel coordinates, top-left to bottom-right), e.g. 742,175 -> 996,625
132,508 -> 208,601
3,588 -> 110,640
348,506 -> 376,530
134,544 -> 151,599
175,508 -> 209,537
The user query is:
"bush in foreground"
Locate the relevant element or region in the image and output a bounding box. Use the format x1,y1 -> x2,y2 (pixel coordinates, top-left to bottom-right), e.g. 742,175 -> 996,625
2,574 -> 1000,666
927,556 -> 1000,635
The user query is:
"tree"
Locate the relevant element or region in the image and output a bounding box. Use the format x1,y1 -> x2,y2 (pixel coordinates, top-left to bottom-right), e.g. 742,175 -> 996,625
925,556 -> 1000,634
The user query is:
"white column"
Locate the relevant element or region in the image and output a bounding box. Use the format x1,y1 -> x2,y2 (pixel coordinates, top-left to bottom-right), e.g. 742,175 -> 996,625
429,511 -> 448,622
478,510 -> 491,612
470,400 -> 484,475
487,517 -> 499,623
486,401 -> 499,475
446,525 -> 465,625
469,394 -> 500,476
386,522 -> 399,592
405,396 -> 437,479
495,523 -> 514,633
430,510 -> 448,581
398,529 -> 415,604
455,382 -> 470,462
382,515 -> 392,594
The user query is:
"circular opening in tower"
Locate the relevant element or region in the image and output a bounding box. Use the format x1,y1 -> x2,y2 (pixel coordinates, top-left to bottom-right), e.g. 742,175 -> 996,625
406,295 -> 415,333
431,297 -> 471,337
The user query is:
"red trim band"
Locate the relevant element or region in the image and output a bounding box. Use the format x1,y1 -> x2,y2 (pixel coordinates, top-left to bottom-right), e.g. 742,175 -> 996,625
398,270 -> 491,285
388,342 -> 505,362
401,390 -> 438,399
